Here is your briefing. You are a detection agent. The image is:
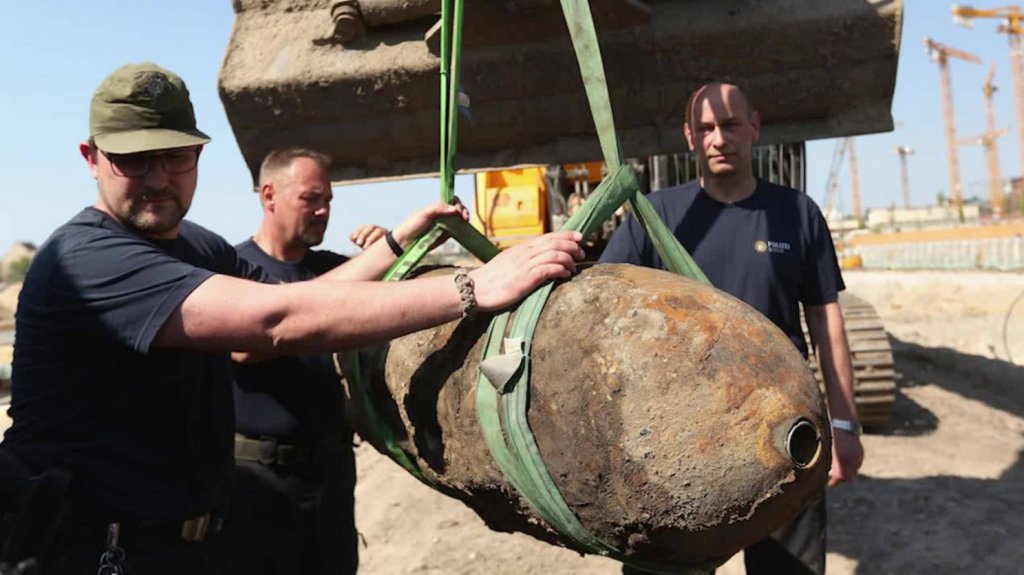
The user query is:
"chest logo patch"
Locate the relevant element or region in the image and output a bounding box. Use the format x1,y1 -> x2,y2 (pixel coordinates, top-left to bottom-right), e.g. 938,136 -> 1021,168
754,239 -> 791,254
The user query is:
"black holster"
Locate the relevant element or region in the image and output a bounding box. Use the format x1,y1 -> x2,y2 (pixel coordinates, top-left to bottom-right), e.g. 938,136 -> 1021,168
0,450 -> 72,573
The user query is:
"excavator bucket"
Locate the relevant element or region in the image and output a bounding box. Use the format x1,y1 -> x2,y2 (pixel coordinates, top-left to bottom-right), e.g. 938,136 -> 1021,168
219,0 -> 903,184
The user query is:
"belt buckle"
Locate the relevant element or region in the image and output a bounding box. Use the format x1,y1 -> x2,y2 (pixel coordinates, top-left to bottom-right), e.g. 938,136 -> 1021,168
258,439 -> 280,465
181,513 -> 211,542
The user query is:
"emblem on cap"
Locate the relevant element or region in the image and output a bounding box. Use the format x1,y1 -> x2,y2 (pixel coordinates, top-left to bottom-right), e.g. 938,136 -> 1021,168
139,72 -> 169,98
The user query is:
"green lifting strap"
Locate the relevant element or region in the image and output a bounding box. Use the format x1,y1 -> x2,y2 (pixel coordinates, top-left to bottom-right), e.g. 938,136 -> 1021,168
474,1 -> 716,573
340,0 -> 492,491
346,0 -> 718,571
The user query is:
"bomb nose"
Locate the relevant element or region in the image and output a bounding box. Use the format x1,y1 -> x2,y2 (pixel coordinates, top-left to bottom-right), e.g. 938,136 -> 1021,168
786,419 -> 822,469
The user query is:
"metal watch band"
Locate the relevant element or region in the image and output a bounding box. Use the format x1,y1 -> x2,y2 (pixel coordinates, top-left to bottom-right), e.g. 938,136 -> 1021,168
384,230 -> 404,257
831,418 -> 863,437
454,267 -> 477,319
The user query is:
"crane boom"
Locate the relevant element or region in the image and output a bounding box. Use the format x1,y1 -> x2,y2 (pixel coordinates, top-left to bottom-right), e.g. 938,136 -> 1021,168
924,37 -> 982,218
952,5 -> 1024,191
956,63 -> 1009,216
848,138 -> 863,223
984,64 -> 1007,215
823,138 -> 848,216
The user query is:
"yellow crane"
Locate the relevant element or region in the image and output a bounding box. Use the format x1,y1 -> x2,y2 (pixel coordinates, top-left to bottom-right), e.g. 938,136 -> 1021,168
895,145 -> 915,208
822,137 -> 863,226
953,5 -> 1024,178
959,64 -> 1010,216
924,37 -> 982,218
823,138 -> 847,219
848,138 -> 863,224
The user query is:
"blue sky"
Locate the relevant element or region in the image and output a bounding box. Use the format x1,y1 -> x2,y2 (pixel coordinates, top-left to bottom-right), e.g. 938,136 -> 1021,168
1,1 -> 1019,255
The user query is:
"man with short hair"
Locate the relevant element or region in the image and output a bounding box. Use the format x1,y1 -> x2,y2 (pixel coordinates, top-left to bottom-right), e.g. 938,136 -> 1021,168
228,147 -> 390,574
0,62 -> 583,574
601,82 -> 863,575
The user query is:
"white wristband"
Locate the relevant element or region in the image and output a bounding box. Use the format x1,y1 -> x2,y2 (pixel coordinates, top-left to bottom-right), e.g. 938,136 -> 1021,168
832,418 -> 863,437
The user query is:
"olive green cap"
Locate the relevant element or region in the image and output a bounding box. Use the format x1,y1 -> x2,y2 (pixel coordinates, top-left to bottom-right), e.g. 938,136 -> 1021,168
89,62 -> 211,154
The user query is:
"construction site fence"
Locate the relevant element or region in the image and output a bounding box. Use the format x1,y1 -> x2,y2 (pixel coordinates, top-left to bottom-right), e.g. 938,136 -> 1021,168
856,236 -> 1024,271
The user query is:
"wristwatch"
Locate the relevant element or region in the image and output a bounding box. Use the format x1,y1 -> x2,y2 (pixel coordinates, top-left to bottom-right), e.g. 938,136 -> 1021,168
831,418 -> 863,437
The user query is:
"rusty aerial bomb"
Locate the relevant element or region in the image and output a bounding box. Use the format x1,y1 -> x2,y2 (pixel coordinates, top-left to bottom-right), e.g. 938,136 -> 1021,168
342,264 -> 830,567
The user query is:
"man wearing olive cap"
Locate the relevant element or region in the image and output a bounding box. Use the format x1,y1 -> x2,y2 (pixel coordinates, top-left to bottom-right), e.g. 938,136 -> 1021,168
0,62 -> 584,574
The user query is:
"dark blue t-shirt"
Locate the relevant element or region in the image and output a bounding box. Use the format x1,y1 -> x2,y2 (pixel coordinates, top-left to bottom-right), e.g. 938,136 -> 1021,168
3,207 -> 265,521
599,179 -> 844,357
231,239 -> 350,443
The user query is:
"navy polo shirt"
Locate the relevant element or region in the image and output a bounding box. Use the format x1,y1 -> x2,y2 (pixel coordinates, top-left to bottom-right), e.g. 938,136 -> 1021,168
3,207 -> 265,521
600,179 -> 844,357
231,239 -> 350,443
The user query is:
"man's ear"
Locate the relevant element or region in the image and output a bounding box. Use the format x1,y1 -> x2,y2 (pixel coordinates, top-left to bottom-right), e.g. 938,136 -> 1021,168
683,122 -> 696,152
79,141 -> 100,179
260,182 -> 276,212
750,111 -> 762,144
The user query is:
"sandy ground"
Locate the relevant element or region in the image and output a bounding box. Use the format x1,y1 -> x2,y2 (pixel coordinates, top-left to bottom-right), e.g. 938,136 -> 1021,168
351,270 -> 1024,575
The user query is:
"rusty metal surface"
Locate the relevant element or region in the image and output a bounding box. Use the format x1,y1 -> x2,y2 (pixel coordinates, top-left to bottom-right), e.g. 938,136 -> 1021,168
220,0 -> 903,184
345,264 -> 830,566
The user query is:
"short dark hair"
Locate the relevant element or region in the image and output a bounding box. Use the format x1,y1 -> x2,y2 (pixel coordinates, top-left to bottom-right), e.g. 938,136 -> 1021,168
257,147 -> 333,189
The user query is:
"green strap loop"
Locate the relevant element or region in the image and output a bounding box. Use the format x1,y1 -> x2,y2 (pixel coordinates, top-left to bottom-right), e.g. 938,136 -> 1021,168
344,351 -> 430,480
629,192 -> 710,282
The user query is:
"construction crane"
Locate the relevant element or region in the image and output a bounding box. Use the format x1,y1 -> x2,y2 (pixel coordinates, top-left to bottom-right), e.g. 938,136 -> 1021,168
822,137 -> 863,225
823,138 -> 848,219
924,37 -> 982,219
848,138 -> 863,224
983,64 -> 1007,215
895,145 -> 915,208
958,64 -> 1010,215
952,5 -> 1024,179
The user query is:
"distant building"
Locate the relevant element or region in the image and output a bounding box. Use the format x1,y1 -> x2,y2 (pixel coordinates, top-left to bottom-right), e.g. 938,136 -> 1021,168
0,242 -> 37,281
864,204 -> 981,230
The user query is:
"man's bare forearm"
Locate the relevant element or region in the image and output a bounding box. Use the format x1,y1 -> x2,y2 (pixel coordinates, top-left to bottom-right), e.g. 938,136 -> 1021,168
155,273 -> 462,354
319,236 -> 399,282
806,302 -> 858,420
155,231 -> 583,357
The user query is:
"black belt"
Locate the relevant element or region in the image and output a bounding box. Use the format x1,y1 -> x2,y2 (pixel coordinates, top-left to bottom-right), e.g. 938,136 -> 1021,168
234,434 -> 312,467
70,511 -> 224,547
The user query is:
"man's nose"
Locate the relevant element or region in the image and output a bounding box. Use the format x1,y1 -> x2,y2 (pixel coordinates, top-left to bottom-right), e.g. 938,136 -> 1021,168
143,159 -> 171,188
710,126 -> 727,147
314,205 -> 329,217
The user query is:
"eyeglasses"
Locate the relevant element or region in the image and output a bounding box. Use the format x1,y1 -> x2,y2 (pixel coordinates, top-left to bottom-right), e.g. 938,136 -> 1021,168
100,148 -> 201,178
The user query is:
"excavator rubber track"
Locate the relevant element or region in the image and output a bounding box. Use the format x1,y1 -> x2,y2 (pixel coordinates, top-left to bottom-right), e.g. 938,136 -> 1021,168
804,292 -> 897,430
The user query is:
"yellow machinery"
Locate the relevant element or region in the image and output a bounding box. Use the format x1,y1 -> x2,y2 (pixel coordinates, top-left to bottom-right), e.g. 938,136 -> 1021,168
472,168 -> 549,248
472,162 -> 607,248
